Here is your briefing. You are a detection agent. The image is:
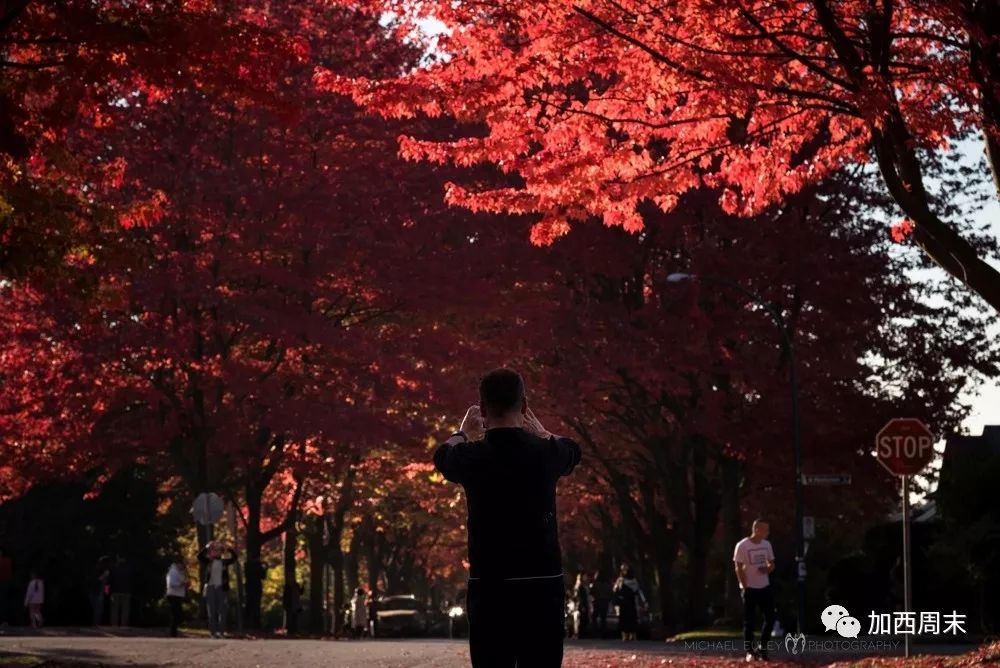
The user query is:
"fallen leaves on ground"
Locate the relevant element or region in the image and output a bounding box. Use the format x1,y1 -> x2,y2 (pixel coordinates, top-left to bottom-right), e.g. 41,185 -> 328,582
561,641 -> 1000,668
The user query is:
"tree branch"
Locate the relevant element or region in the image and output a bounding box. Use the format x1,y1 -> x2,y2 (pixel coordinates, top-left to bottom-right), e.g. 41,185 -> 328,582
734,1 -> 856,90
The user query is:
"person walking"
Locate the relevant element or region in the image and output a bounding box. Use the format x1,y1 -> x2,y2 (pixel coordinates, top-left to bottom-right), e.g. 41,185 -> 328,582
572,573 -> 591,639
350,587 -> 367,639
23,571 -> 44,629
613,565 -> 646,641
109,555 -> 135,627
733,519 -> 776,662
433,368 -> 582,668
165,559 -> 188,637
198,541 -> 237,639
590,569 -> 612,638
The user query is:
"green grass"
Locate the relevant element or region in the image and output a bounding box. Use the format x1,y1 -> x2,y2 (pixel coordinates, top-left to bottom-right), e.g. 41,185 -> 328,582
668,628 -> 743,641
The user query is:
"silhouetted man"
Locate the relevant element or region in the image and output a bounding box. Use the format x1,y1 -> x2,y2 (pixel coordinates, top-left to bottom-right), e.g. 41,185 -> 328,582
434,368 -> 582,668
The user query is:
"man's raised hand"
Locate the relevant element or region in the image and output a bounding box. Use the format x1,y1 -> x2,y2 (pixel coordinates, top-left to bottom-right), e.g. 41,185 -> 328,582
523,407 -> 553,439
459,405 -> 485,441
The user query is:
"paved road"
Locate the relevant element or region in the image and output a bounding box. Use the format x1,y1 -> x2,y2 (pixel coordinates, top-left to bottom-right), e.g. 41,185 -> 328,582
1,636 -> 680,668
1,636 -> 473,668
0,633 -> 979,667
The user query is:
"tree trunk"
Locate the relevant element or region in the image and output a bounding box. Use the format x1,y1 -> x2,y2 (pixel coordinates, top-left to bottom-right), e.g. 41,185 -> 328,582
646,509 -> 679,632
654,551 -> 677,634
283,521 -> 299,635
365,523 -> 382,594
189,433 -> 213,622
346,530 -> 360,596
855,67 -> 1000,313
721,456 -> 744,622
682,438 -> 722,629
331,539 -> 346,634
609,472 -> 645,568
241,434 -> 293,631
684,546 -> 709,629
639,476 -> 678,633
244,489 -> 265,630
305,515 -> 325,634
323,459 -> 358,634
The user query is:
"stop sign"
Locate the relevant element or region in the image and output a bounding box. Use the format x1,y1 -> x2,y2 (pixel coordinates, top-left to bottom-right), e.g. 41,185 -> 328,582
192,492 -> 224,525
875,418 -> 936,476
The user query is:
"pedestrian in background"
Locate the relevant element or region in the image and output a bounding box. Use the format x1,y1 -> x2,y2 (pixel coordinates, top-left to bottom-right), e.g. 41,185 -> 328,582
590,569 -> 613,637
24,571 -> 44,629
351,587 -> 367,638
89,557 -> 111,626
613,564 -> 646,641
109,555 -> 135,627
198,541 -> 236,639
165,559 -> 188,637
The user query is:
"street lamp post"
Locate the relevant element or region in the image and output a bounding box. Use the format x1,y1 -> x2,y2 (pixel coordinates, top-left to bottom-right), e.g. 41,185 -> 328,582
666,272 -> 807,633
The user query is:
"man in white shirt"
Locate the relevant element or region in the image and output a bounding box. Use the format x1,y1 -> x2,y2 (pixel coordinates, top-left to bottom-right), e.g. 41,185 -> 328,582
733,519 -> 776,661
165,560 -> 188,637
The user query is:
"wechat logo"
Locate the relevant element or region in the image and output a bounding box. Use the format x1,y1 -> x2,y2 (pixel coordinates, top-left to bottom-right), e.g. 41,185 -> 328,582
822,604 -> 861,638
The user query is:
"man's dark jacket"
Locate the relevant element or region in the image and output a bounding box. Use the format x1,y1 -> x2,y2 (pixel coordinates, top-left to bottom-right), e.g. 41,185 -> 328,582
433,426 -> 581,580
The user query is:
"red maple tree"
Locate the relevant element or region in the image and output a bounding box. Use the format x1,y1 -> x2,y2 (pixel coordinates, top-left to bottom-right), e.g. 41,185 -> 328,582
0,0 -> 310,279
325,0 -> 1000,311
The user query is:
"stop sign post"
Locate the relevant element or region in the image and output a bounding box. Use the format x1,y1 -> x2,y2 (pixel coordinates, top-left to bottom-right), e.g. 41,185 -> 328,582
875,418 -> 936,658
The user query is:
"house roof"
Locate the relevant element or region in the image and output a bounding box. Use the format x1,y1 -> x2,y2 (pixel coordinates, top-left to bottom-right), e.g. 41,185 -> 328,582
942,425 -> 1000,463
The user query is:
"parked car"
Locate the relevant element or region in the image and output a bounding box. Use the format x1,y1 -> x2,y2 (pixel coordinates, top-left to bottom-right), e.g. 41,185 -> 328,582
375,594 -> 431,637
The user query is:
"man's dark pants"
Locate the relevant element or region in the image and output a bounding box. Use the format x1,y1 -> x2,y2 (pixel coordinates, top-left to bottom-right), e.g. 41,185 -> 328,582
592,599 -> 609,637
467,577 -> 564,667
167,596 -> 184,637
742,585 -> 776,653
